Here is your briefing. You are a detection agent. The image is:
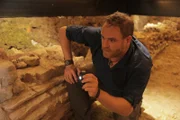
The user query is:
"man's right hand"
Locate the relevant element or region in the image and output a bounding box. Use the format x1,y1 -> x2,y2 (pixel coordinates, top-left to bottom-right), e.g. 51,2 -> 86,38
64,64 -> 80,84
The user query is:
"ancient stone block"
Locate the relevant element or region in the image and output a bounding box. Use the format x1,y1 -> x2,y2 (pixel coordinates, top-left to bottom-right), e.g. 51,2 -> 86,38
45,45 -> 64,61
35,68 -> 55,83
18,55 -> 40,67
9,93 -> 50,120
0,86 -> 13,103
2,88 -> 36,111
49,83 -> 67,96
24,95 -> 60,120
12,78 -> 26,95
2,76 -> 64,112
0,107 -> 10,120
22,73 -> 36,83
0,60 -> 17,87
35,65 -> 64,84
30,76 -> 64,93
12,60 -> 27,69
31,48 -> 48,58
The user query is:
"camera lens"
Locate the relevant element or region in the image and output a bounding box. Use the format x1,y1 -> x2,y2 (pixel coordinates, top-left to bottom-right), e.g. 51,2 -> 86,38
78,76 -> 83,81
78,71 -> 87,86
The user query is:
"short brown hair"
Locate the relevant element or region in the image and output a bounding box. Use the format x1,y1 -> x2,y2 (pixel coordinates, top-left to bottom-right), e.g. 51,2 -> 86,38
105,11 -> 134,38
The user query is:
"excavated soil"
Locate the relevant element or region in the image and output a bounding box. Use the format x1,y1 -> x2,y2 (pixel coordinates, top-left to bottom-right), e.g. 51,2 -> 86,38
140,41 -> 180,120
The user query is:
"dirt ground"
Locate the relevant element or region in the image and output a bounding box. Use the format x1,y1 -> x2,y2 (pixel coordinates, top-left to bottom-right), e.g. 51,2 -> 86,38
139,41 -> 180,120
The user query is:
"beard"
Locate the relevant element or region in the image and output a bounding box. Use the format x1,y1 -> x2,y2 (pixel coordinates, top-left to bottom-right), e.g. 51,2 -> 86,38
102,48 -> 123,59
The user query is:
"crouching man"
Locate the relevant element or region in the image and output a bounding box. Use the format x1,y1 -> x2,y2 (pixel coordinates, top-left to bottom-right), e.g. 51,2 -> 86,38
59,11 -> 152,120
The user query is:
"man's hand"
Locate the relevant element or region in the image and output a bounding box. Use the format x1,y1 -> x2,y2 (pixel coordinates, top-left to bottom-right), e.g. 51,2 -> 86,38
64,64 -> 80,84
81,73 -> 99,97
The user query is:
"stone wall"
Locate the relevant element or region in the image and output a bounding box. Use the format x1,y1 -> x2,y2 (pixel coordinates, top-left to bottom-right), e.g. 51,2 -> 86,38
0,15 -> 179,120
0,44 -> 95,120
0,16 -> 105,120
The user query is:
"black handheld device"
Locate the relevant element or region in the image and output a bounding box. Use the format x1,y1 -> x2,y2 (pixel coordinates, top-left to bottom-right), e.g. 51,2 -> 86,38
77,71 -> 87,86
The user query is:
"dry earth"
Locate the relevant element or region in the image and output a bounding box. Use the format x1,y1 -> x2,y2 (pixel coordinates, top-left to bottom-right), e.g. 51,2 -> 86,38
140,41 -> 180,120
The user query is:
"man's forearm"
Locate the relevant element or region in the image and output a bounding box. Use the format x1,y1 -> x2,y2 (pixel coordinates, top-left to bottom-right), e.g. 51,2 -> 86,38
97,89 -> 133,116
59,26 -> 72,60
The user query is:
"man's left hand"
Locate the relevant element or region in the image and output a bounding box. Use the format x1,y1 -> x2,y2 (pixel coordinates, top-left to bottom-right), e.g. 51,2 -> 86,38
81,73 -> 99,98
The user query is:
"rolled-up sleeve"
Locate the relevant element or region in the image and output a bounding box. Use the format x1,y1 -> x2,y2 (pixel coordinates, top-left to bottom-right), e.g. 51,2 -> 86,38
122,61 -> 152,108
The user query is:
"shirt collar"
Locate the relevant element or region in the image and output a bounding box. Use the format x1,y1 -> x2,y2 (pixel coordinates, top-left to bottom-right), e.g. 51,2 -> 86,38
111,40 -> 134,70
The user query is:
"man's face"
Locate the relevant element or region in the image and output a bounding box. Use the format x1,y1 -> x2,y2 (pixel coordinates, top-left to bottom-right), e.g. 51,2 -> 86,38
101,22 -> 129,59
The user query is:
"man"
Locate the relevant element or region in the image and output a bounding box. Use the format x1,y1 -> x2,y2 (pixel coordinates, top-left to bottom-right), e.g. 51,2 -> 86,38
59,12 -> 152,120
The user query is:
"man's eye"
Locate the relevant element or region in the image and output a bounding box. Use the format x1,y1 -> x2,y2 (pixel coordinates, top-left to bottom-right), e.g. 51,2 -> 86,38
109,38 -> 116,42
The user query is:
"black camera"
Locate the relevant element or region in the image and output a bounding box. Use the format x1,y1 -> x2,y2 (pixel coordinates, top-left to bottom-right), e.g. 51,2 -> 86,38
77,71 -> 87,86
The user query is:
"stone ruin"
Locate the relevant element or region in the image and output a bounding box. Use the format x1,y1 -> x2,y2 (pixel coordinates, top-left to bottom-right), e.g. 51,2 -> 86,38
0,15 -> 179,120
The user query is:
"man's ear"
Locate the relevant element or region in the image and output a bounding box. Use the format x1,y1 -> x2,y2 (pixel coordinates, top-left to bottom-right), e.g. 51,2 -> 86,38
125,35 -> 132,45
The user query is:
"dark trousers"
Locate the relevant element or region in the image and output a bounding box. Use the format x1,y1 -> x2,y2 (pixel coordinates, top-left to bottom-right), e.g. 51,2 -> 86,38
66,82 -> 141,120
66,82 -> 93,120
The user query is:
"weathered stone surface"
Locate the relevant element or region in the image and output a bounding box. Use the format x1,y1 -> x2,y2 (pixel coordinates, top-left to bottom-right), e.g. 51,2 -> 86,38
143,20 -> 177,33
12,78 -> 26,95
0,107 -> 10,120
85,49 -> 92,61
9,93 -> 50,120
2,88 -> 36,112
17,66 -> 44,84
12,60 -> 27,69
35,65 -> 64,84
0,60 -> 16,102
35,68 -> 55,83
16,62 -> 64,84
24,95 -> 60,120
2,76 -> 64,111
58,92 -> 69,104
73,56 -> 85,67
22,73 -> 36,83
18,55 -> 40,67
134,32 -> 169,59
0,86 -> 13,103
30,76 -> 64,93
31,48 -> 48,58
0,48 -> 8,60
8,48 -> 24,57
0,60 -> 17,87
11,54 -> 40,69
49,83 -> 67,96
45,45 -> 64,61
71,42 -> 89,57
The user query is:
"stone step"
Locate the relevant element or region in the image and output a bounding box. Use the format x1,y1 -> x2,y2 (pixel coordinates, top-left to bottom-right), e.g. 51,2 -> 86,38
0,60 -> 17,87
9,93 -> 50,120
2,76 -> 64,112
0,107 -> 10,120
24,98 -> 70,120
17,62 -> 64,84
8,83 -> 67,120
